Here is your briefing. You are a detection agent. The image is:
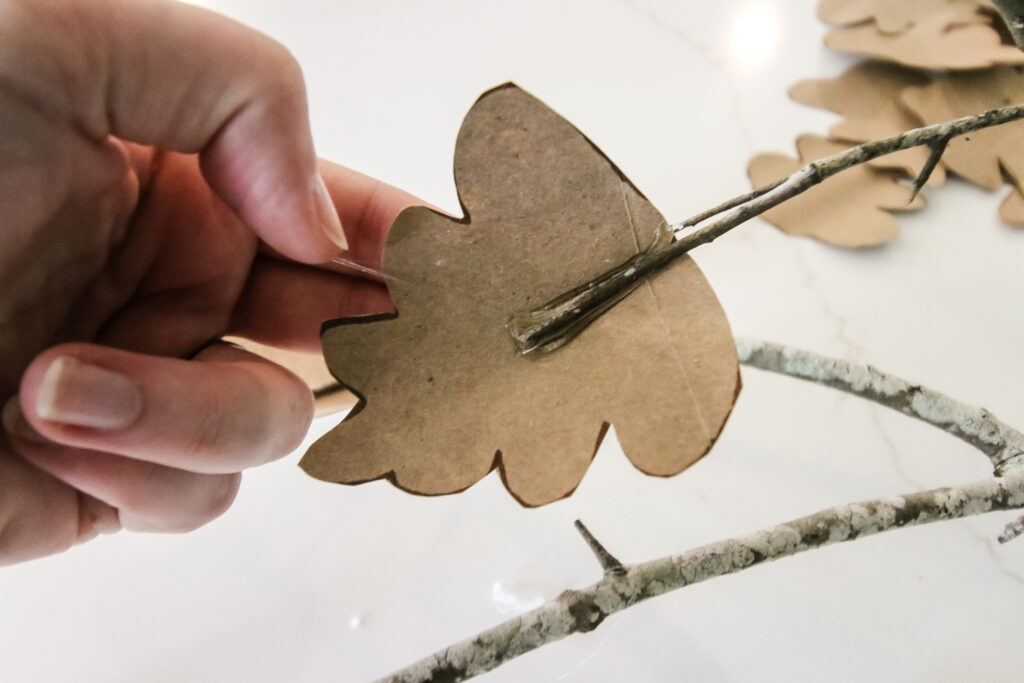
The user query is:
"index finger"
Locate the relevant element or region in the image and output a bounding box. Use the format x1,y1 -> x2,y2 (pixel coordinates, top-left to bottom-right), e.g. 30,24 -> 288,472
0,0 -> 343,262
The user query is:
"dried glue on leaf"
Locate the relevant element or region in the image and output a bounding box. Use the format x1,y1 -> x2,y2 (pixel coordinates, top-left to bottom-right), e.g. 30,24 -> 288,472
506,222 -> 674,355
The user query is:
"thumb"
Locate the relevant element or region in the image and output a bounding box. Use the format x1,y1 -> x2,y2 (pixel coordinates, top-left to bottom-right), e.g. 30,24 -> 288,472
1,0 -> 345,262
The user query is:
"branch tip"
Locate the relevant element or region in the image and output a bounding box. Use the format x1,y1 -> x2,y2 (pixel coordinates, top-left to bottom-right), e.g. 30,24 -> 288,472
574,519 -> 626,576
998,515 -> 1024,544
908,137 -> 949,203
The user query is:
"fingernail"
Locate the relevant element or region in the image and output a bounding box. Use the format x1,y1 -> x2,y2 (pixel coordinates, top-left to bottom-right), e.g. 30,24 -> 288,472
35,357 -> 142,430
312,172 -> 347,250
2,397 -> 50,444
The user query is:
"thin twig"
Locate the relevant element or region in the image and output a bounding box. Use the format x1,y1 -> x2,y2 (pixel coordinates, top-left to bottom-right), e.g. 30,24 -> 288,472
508,103 -> 1024,354
574,520 -> 626,577
735,337 -> 1024,474
676,178 -> 785,229
380,472 -> 1024,683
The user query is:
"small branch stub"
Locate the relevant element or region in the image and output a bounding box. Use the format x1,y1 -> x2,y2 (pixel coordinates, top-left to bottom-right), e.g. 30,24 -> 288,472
909,136 -> 949,202
574,519 -> 627,577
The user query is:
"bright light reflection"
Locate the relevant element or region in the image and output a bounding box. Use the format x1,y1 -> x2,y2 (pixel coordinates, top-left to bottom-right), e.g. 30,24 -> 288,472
729,4 -> 781,69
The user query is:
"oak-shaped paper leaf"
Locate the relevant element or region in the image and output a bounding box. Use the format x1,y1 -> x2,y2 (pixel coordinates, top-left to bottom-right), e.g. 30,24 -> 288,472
902,66 -> 1024,195
748,135 -> 925,247
824,6 -> 1024,70
300,85 -> 740,507
818,0 -> 987,34
789,62 -> 946,185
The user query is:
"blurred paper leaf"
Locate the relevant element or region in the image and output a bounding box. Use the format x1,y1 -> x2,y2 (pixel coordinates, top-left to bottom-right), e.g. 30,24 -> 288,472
823,2 -> 1024,70
818,0 -> 990,34
789,62 -> 946,184
748,135 -> 925,247
902,66 -> 1024,191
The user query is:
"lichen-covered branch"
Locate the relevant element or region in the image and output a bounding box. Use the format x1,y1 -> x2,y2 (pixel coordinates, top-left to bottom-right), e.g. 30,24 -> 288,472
380,472 -> 1024,683
736,337 -> 1024,474
380,340 -> 1024,682
508,103 -> 1024,354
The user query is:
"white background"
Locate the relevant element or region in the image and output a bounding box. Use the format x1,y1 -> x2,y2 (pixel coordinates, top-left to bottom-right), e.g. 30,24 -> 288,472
3,1 -> 1024,681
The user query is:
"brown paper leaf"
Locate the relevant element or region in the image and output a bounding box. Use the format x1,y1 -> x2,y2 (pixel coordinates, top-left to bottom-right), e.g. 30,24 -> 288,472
301,84 -> 740,507
789,62 -> 945,185
748,135 -> 925,247
999,186 -> 1024,225
824,10 -> 1024,69
818,0 -> 988,34
901,66 -> 1024,191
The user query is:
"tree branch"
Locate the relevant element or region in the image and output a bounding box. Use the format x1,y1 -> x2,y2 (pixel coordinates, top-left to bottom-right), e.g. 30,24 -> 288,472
735,337 -> 1024,474
380,472 -> 1024,683
508,103 -> 1024,354
379,340 -> 1024,681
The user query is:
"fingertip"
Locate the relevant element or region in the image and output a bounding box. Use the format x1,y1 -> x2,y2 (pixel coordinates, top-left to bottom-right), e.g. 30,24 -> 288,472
197,80 -> 345,265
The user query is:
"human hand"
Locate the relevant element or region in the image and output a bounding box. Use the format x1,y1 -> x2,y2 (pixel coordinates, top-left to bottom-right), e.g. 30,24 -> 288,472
0,0 -> 417,564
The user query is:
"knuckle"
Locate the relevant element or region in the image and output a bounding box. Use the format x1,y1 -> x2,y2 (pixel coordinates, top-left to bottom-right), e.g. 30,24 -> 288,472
256,37 -> 306,102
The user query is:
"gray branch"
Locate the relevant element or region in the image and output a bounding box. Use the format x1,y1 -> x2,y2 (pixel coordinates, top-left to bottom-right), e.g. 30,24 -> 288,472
379,342 -> 1024,682
380,473 -> 1024,683
508,103 -> 1024,354
736,337 -> 1024,475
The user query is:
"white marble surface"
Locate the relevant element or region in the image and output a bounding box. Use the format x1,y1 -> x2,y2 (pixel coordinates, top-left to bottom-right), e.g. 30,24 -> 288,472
4,1 -> 1024,681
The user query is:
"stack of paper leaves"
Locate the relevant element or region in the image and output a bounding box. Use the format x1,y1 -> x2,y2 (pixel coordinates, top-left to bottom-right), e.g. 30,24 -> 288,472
748,0 -> 1024,247
901,66 -> 1024,221
821,0 -> 1024,70
302,85 -> 741,507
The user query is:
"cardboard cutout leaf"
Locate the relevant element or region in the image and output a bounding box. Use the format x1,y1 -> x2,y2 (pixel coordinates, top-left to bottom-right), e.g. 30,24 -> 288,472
901,67 -> 1024,192
824,10 -> 1024,69
789,62 -> 946,185
748,135 -> 925,247
818,0 -> 987,34
301,84 -> 740,507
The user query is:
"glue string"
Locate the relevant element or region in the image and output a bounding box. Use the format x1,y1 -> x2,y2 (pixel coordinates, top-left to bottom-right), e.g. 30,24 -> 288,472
324,255 -> 409,286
